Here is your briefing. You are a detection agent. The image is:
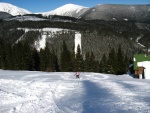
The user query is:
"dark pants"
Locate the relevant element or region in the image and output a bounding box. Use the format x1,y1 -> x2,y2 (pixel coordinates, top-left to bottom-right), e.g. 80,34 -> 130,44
76,75 -> 80,78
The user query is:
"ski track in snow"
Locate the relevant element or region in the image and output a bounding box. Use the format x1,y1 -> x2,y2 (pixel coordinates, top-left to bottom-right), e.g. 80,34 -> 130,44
0,70 -> 150,113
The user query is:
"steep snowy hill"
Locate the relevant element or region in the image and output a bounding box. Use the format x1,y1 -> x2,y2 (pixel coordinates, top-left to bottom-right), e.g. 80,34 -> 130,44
0,70 -> 150,113
0,2 -> 31,16
41,4 -> 88,18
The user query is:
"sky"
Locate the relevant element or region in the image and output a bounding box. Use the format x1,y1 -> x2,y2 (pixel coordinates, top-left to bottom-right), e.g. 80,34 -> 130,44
0,0 -> 150,13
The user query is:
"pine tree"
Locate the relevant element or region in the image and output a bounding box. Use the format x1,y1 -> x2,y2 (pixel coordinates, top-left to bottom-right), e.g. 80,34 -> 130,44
0,42 -> 7,69
22,42 -> 33,70
60,41 -> 73,72
124,53 -> 130,73
4,45 -> 12,70
32,49 -> 40,71
53,54 -> 60,72
40,48 -> 45,71
0,39 -> 4,68
71,50 -> 76,72
12,42 -> 24,70
93,61 -> 100,72
107,48 -> 117,74
116,45 -> 125,75
84,52 -> 90,72
84,51 -> 97,72
44,43 -> 53,71
40,42 -> 54,72
99,53 -> 107,73
89,52 -> 96,72
75,44 -> 84,71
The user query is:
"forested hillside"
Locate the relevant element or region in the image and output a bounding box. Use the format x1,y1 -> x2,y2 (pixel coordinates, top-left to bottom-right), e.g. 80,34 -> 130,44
0,15 -> 150,74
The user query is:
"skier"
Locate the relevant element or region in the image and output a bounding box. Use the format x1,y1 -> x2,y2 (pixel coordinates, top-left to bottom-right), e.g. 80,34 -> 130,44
74,72 -> 80,79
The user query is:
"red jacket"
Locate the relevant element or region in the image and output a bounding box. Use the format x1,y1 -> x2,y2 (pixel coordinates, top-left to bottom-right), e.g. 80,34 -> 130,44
75,72 -> 80,76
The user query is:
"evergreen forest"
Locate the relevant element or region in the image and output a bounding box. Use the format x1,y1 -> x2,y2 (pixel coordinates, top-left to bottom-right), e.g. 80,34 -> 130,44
0,15 -> 149,75
0,37 -> 130,75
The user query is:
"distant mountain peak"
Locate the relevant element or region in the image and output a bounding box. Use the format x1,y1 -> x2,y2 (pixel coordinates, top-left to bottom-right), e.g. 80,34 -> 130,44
59,3 -> 87,8
41,3 -> 88,17
0,2 -> 31,16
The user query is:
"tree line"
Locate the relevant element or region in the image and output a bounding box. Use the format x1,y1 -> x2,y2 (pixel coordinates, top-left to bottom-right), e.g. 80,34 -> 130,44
0,39 -> 130,75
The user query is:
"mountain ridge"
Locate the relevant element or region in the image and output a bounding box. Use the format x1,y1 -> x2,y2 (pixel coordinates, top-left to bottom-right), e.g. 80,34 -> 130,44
81,4 -> 150,22
0,2 -> 31,16
0,2 -> 150,22
41,4 -> 88,18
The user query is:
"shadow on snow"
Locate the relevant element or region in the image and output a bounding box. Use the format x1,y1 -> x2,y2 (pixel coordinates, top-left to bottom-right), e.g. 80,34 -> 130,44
82,80 -> 138,113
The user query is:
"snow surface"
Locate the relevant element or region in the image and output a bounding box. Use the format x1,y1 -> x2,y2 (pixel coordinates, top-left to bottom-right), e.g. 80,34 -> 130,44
17,28 -> 81,53
42,4 -> 87,17
112,18 -> 117,21
17,28 -> 70,51
0,2 -> 31,16
136,35 -> 145,47
124,18 -> 128,21
137,61 -> 150,79
0,70 -> 150,113
75,32 -> 81,54
17,28 -> 69,33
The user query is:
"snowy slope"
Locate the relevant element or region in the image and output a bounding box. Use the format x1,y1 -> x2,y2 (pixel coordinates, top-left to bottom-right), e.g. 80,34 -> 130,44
75,32 -> 82,54
42,4 -> 88,17
0,2 -> 31,16
17,28 -> 70,51
17,28 -> 81,53
0,70 -> 150,113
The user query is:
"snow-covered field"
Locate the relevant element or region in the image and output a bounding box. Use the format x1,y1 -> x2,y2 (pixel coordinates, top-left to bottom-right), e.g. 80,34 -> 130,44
0,70 -> 150,113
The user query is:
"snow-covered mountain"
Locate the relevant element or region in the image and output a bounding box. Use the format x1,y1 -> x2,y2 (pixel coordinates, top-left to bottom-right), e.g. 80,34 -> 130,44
0,2 -> 31,16
1,2 -> 149,22
81,4 -> 150,22
41,4 -> 88,18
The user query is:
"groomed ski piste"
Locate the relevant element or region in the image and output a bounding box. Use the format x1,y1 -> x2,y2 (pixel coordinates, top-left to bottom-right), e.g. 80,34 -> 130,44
0,70 -> 150,113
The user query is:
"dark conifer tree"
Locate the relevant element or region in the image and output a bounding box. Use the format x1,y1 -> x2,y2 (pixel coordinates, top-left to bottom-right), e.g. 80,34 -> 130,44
75,44 -> 84,71
32,49 -> 40,71
40,42 -> 54,71
0,39 -> 4,68
71,50 -> 76,72
84,52 -> 90,72
44,43 -> 53,71
93,61 -> 100,72
53,54 -> 60,72
39,48 -> 45,71
116,45 -> 125,75
0,41 -> 5,69
124,53 -> 130,73
99,53 -> 107,73
107,48 -> 117,74
12,42 -> 24,70
89,52 -> 96,72
83,51 -> 97,72
4,45 -> 12,70
60,41 -> 73,72
22,42 -> 33,70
